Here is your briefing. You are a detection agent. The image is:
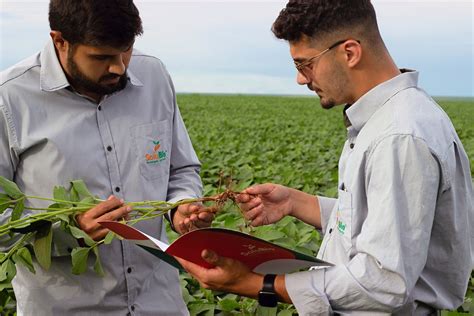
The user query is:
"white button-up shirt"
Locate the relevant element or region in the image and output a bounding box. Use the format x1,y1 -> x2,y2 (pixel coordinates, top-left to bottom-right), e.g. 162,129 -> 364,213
0,40 -> 202,315
285,71 -> 473,315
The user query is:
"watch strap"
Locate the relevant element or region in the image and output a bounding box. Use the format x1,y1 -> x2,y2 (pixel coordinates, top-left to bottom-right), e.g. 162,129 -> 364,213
258,274 -> 278,307
262,274 -> 277,292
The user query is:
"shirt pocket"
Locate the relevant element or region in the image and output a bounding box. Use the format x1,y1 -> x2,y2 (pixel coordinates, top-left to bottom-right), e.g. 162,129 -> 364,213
130,121 -> 171,181
336,188 -> 353,253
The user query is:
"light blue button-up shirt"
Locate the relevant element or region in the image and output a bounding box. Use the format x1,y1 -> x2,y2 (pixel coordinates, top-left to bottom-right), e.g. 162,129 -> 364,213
0,39 -> 202,315
285,71 -> 473,315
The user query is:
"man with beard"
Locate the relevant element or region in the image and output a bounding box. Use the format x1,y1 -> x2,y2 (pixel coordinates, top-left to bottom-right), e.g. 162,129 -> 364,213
177,0 -> 473,315
0,0 -> 211,315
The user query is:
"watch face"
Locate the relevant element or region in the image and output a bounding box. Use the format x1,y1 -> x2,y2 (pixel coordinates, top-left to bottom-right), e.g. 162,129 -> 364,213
258,291 -> 278,308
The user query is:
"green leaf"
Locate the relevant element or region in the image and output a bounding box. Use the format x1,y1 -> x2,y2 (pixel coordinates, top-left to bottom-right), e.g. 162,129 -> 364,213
33,222 -> 53,270
10,198 -> 24,222
103,231 -> 114,245
187,301 -> 215,316
253,227 -> 285,241
92,247 -> 104,276
70,180 -> 93,199
80,196 -> 96,205
217,298 -> 240,311
68,225 -> 95,247
277,309 -> 294,316
55,214 -> 70,224
0,201 -> 11,215
12,247 -> 35,274
53,186 -> 70,203
71,247 -> 90,275
70,187 -> 80,202
0,176 -> 24,199
0,260 -> 16,284
256,305 -> 277,316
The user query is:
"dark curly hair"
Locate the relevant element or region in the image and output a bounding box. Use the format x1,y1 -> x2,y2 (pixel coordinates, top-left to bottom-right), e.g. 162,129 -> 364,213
272,0 -> 380,45
49,0 -> 143,48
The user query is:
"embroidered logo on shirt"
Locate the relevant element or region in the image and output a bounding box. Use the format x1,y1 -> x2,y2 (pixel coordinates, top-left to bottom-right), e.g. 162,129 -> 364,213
145,140 -> 167,164
336,210 -> 346,235
337,220 -> 346,234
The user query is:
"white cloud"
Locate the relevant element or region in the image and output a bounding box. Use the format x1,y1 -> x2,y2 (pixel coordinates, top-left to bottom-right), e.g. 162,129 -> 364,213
0,1 -> 472,96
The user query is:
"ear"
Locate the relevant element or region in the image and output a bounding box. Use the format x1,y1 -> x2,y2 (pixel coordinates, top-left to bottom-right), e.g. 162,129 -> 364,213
342,39 -> 362,69
50,31 -> 69,53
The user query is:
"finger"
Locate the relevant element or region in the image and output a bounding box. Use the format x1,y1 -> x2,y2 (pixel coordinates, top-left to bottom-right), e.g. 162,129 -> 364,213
176,257 -> 202,276
177,220 -> 189,234
189,218 -> 211,229
97,205 -> 132,222
183,218 -> 196,231
87,196 -> 125,219
188,203 -> 201,213
251,213 -> 268,227
243,204 -> 263,221
90,228 -> 110,241
197,212 -> 214,223
177,203 -> 198,217
240,197 -> 262,214
243,184 -> 274,196
235,193 -> 251,203
201,249 -> 223,266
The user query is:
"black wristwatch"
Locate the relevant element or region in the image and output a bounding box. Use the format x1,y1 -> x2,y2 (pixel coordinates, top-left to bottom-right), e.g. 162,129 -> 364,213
258,274 -> 278,307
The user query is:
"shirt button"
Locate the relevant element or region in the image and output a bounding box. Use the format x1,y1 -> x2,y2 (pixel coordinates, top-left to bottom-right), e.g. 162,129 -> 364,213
106,146 -> 112,152
98,106 -> 102,111
329,228 -> 333,234
131,305 -> 135,311
350,143 -> 355,149
127,267 -> 132,273
115,187 -> 120,193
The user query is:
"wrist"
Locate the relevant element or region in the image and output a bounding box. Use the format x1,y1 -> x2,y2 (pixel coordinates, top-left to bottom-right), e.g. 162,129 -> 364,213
166,206 -> 179,233
287,188 -> 298,217
234,272 -> 262,299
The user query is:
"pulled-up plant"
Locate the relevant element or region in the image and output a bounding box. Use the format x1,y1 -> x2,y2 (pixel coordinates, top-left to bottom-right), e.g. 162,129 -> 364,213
0,176 -> 244,287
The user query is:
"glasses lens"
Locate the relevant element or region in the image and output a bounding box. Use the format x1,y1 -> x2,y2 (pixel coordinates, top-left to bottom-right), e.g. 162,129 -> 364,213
298,65 -> 312,79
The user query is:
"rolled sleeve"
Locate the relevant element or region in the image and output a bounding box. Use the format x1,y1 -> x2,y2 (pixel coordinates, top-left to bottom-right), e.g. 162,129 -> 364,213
317,196 -> 336,234
285,270 -> 332,316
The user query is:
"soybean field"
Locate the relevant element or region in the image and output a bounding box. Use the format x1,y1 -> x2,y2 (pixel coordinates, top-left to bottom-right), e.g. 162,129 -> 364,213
173,94 -> 474,316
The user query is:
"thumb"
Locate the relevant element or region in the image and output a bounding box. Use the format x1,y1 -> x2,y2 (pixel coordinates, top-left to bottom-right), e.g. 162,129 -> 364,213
245,183 -> 273,195
201,249 -> 223,266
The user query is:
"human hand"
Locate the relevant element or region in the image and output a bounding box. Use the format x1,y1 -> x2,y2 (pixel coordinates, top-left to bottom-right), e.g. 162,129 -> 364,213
173,203 -> 214,234
236,183 -> 292,226
76,195 -> 132,241
176,249 -> 262,298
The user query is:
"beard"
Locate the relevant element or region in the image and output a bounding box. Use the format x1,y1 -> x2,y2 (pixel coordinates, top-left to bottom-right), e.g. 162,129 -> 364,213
67,53 -> 128,96
317,60 -> 350,110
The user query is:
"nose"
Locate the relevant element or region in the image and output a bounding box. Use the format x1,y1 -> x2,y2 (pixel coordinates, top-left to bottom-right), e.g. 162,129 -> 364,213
296,71 -> 310,85
108,54 -> 126,76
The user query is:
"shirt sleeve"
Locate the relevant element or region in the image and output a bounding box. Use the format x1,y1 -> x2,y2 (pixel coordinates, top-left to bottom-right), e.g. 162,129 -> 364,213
0,101 -> 79,256
286,134 -> 440,313
317,196 -> 337,234
165,78 -> 202,204
0,102 -> 20,250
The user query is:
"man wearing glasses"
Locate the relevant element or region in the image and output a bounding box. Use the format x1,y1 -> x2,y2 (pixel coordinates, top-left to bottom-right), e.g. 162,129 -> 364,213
177,0 -> 473,314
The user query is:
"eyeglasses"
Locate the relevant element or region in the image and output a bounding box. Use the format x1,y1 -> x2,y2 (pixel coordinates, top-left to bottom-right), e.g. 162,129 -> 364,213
294,39 -> 360,78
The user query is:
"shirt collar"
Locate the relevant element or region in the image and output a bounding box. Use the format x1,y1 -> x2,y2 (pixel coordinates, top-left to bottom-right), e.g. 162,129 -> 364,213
345,69 -> 419,131
40,39 -> 143,92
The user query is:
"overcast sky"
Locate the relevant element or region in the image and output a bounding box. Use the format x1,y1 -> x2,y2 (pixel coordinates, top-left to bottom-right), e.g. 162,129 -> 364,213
1,0 -> 472,97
